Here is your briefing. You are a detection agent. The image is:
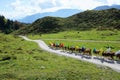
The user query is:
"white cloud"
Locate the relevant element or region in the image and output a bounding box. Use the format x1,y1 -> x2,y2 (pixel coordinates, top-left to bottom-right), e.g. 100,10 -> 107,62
10,0 -> 42,18
107,0 -> 120,5
3,0 -> 120,19
57,0 -> 105,10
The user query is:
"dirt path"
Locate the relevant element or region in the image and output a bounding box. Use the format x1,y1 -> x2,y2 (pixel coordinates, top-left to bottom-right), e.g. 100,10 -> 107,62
19,36 -> 120,73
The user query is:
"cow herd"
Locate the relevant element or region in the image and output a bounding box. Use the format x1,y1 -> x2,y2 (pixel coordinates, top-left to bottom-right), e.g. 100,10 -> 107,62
49,42 -> 120,60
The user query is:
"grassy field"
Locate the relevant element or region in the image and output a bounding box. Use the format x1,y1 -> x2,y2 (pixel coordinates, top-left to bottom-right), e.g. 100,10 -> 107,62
0,33 -> 120,80
27,30 -> 120,51
28,29 -> 120,41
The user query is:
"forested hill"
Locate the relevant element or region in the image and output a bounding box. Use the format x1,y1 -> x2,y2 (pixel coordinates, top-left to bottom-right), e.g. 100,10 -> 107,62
16,8 -> 120,34
17,17 -> 64,34
0,15 -> 24,34
66,8 -> 120,30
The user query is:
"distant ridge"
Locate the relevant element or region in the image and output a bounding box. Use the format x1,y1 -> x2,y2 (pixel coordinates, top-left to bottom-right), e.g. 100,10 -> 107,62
19,9 -> 82,23
94,4 -> 120,10
19,5 -> 120,23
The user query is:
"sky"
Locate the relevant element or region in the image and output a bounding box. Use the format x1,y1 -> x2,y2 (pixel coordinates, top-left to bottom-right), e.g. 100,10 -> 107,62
0,0 -> 120,20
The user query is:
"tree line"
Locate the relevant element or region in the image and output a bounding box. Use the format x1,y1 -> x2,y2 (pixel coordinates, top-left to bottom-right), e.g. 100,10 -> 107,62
0,15 -> 23,34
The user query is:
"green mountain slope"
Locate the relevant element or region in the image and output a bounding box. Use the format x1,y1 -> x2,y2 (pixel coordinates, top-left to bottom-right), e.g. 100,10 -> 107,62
17,8 -> 120,34
66,8 -> 120,30
17,16 -> 65,34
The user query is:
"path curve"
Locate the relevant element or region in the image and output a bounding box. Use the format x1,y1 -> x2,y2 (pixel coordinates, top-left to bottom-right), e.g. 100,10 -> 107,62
19,36 -> 120,73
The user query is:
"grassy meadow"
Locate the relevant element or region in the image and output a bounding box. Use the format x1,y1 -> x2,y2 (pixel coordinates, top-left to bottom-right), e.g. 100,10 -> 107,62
28,30 -> 120,41
0,33 -> 120,80
28,30 -> 120,51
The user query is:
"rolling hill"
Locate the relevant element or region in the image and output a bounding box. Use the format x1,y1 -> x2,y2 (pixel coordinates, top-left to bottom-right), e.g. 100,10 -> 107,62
65,8 -> 120,30
17,8 -> 120,34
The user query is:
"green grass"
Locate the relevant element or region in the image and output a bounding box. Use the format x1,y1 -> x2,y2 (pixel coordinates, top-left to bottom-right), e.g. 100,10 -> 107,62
0,33 -> 120,80
27,30 -> 120,52
28,29 -> 120,41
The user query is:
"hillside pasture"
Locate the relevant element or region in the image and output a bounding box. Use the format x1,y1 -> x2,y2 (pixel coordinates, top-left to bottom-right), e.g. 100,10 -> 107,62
28,30 -> 120,51
0,33 -> 120,79
28,30 -> 120,41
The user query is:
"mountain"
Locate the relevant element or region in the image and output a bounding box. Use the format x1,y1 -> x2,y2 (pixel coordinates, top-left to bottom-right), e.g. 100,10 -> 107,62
94,5 -> 120,10
17,8 -> 120,34
17,16 -> 64,34
66,8 -> 120,30
19,9 -> 82,23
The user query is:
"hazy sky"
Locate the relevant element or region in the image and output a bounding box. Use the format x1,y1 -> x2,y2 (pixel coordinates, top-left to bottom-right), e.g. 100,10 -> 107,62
0,0 -> 120,19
